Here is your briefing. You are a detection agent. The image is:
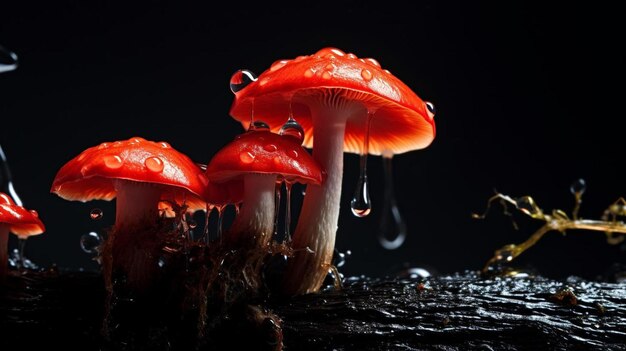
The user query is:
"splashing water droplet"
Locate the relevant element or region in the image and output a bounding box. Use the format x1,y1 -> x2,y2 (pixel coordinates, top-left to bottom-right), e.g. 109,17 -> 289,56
0,45 -> 18,73
80,232 -> 102,254
515,196 -> 543,218
230,69 -> 257,93
351,114 -> 373,217
570,178 -> 586,195
90,208 -> 103,220
280,117 -> 305,144
333,249 -> 352,268
249,120 -> 270,131
378,152 -> 407,250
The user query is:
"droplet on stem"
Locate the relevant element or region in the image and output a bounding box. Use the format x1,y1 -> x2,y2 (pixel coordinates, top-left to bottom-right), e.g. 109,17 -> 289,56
570,178 -> 586,196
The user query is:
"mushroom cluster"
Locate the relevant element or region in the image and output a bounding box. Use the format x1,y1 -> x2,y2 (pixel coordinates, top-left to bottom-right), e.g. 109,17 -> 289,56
48,47 -> 435,297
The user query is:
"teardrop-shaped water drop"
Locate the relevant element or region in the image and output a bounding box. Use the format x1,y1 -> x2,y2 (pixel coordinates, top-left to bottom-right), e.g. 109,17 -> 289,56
0,145 -> 23,206
0,45 -> 18,73
378,152 -> 407,250
279,117 -> 304,144
80,232 -> 102,254
570,178 -> 586,196
350,114 -> 373,217
351,170 -> 371,217
230,69 -> 257,93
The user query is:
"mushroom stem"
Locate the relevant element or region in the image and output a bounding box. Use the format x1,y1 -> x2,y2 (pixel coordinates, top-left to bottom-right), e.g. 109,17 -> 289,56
228,174 -> 276,247
114,180 -> 163,230
283,105 -> 351,295
0,224 -> 8,278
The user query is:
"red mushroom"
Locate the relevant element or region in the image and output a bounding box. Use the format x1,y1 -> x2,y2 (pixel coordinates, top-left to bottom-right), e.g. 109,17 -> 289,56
0,192 -> 45,278
51,137 -> 208,288
205,129 -> 322,247
229,48 -> 436,295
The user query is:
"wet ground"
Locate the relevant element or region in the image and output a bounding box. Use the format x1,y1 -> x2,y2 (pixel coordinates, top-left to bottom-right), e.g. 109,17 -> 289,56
1,270 -> 625,350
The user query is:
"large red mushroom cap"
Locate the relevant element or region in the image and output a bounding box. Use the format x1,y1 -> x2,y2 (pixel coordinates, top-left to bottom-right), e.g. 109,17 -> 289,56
51,137 -> 206,211
205,130 -> 322,185
230,47 -> 436,155
0,193 -> 45,237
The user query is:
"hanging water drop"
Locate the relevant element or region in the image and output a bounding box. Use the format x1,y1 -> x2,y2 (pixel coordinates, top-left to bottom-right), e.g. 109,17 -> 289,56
378,152 -> 407,250
350,114 -> 373,217
570,178 -> 586,196
229,69 -> 257,93
90,208 -> 103,220
249,120 -> 270,131
80,232 -> 102,254
279,117 -> 304,144
0,45 -> 18,73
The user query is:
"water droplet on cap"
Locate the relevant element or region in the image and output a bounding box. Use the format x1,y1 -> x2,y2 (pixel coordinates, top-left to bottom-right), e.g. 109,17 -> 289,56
361,69 -> 373,81
304,68 -> 315,78
264,144 -> 278,152
230,69 -> 257,94
240,150 -> 255,164
103,155 -> 123,169
90,208 -> 103,220
425,101 -> 436,119
270,60 -> 289,72
145,156 -> 164,173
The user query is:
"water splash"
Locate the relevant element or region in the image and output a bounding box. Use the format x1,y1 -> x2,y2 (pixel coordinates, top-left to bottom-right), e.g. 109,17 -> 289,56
378,151 -> 407,250
350,114 -> 373,217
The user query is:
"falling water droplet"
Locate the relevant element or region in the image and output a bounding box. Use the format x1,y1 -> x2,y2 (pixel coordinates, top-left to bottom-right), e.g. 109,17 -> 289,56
90,208 -> 103,220
378,152 -> 407,250
284,182 -> 293,243
0,144 -> 23,206
80,232 -> 102,254
229,69 -> 257,93
351,114 -> 373,217
332,249 -> 352,268
570,178 -> 586,195
279,117 -> 305,144
0,45 -> 18,73
249,120 -> 270,131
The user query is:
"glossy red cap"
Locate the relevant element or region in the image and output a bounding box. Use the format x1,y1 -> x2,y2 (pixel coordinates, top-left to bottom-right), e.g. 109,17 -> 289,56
0,193 -> 45,237
230,47 -> 436,155
51,137 -> 208,211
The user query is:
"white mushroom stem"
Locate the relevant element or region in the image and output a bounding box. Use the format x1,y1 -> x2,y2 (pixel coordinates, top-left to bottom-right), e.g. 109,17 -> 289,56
283,101 -> 359,295
228,174 -> 276,247
0,224 -> 8,278
114,179 -> 163,230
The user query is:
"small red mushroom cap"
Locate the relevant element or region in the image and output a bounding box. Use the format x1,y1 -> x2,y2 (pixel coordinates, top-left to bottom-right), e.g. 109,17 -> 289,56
230,47 -> 436,155
0,193 -> 45,237
205,130 -> 322,185
50,137 -> 207,211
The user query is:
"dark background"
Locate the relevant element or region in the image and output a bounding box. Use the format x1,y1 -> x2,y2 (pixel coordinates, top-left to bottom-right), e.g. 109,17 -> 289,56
1,1 -> 623,278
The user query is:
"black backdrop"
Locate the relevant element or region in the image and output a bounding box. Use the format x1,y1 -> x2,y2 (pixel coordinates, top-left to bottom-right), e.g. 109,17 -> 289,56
1,1 -> 623,278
